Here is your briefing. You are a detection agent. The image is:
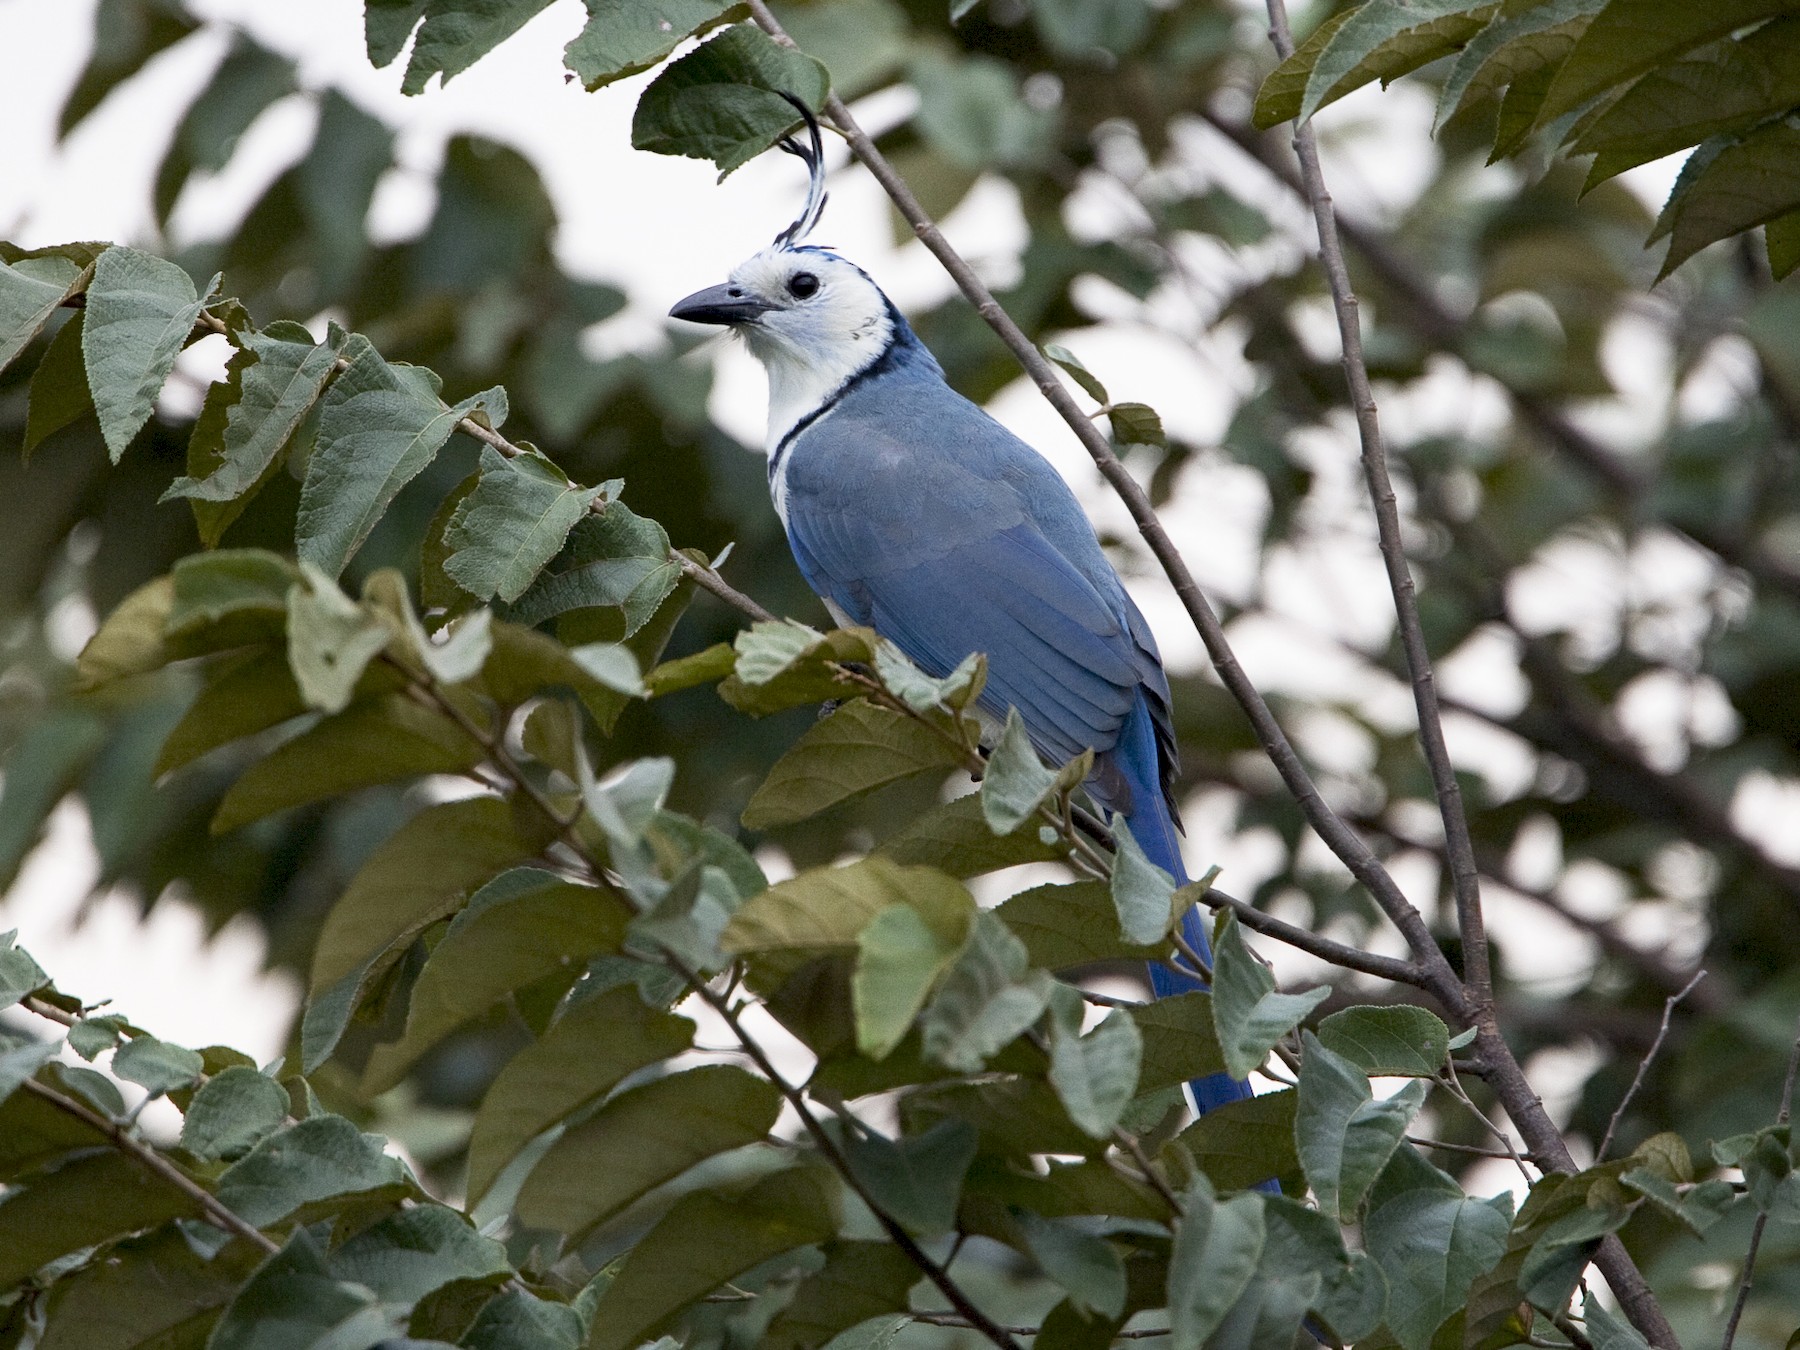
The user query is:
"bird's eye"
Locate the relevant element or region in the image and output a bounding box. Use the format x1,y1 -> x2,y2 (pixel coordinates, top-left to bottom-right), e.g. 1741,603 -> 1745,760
787,272 -> 820,299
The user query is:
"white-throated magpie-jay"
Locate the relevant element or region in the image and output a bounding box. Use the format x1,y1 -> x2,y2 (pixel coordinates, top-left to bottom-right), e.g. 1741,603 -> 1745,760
670,110 -> 1249,1114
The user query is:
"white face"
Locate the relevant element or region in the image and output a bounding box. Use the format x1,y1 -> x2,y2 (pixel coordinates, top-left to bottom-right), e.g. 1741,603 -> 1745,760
724,247 -> 895,451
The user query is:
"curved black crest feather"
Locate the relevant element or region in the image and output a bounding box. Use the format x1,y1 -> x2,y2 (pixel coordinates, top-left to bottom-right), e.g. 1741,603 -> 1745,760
772,92 -> 828,247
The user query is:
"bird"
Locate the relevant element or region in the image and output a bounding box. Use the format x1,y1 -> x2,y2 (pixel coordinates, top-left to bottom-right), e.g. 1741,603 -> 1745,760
669,106 -> 1249,1116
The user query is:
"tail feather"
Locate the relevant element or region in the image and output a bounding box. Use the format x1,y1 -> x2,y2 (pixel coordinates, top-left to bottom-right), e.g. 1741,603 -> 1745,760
1123,781 -> 1252,1123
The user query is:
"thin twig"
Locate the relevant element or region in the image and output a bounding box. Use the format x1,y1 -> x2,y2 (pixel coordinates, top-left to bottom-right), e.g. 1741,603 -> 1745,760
1721,1012 -> 1800,1350
911,1311 -> 1173,1339
1405,1134 -> 1526,1161
1597,971 -> 1705,1159
19,1078 -> 278,1255
741,0 -> 1454,991
1191,886 -> 1426,986
1259,0 -> 1491,1015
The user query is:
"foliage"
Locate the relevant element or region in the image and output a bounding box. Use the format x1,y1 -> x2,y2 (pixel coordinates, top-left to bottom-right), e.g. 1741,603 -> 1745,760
2,0 -> 1800,1346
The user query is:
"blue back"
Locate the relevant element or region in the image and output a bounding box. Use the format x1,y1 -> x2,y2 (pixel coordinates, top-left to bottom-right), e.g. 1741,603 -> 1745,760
778,318 -> 1251,1115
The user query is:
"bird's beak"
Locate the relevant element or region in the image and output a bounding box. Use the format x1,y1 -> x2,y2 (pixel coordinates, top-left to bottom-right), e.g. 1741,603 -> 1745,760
669,283 -> 774,325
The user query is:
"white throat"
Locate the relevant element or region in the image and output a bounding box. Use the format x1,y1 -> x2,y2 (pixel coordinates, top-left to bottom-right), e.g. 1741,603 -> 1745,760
751,321 -> 888,453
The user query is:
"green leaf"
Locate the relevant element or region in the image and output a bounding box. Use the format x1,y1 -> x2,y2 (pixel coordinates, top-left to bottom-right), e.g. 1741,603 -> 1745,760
82,246 -> 211,461
631,23 -> 830,176
64,1013 -> 126,1061
1316,1004 -> 1450,1077
919,910 -> 1052,1073
1435,0 -> 1600,130
465,984 -> 694,1205
762,1241 -> 919,1350
442,445 -> 604,603
1132,991 -> 1228,1094
645,641 -> 736,697
34,1224 -> 256,1350
1295,1033 -> 1426,1220
0,1084 -> 109,1181
215,1114 -> 406,1228
479,619 -> 634,732
854,900 -> 972,1060
1301,0 -> 1498,125
155,647 -> 309,775
212,693 -> 477,833
910,50 -> 1056,170
841,1117 -> 978,1235
1108,401 -> 1166,447
979,707 -> 1059,834
209,1229 -> 403,1350
0,932 -> 49,1011
304,796 -> 547,1068
770,0 -> 909,97
330,1204 -> 510,1304
1043,342 -> 1109,402
163,321 -> 341,505
1111,822 -> 1180,946
285,565 -> 394,715
367,0 -> 429,66
1017,1211 -> 1126,1319
110,1034 -> 203,1096
61,0 -> 198,135
0,253 -> 85,378
1768,207 -> 1800,280
0,1040 -> 57,1106
516,1063 -> 783,1238
1175,1088 -> 1304,1194
506,500 -> 677,639
745,699 -> 964,830
1209,912 -> 1329,1080
583,1166 -> 839,1350
1536,0 -> 1798,127
23,309 -> 91,457
1166,1172 -> 1266,1350
1583,1293 -> 1653,1350
0,1151 -> 193,1288
565,0 -> 735,89
180,1064 -> 291,1161
1364,1164 -> 1511,1350
1253,7 -> 1353,127
871,643 -> 984,715
992,880 -> 1161,969
724,856 -> 975,984
879,792 -> 1067,878
361,872 -> 630,1093
298,332 -> 503,578
402,0 -> 558,95
720,622 -> 874,715
460,1288 -> 583,1350
1048,996 -> 1142,1138
1659,117 -> 1800,279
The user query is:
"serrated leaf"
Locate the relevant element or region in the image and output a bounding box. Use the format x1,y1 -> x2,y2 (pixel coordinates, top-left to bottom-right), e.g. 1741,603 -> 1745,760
1049,999 -> 1142,1137
0,932 -> 49,1011
1296,1032 -> 1426,1220
1583,1292 -> 1653,1350
516,1063 -> 782,1238
1044,342 -> 1108,401
361,872 -> 629,1093
330,1203 -> 510,1304
402,0 -> 557,95
0,253 -> 85,378
211,693 -> 476,833
631,23 -> 830,176
442,444 -> 604,603
1108,401 -> 1166,447
980,707 -> 1059,834
872,643 -> 984,714
1017,1210 -> 1126,1319
841,1117 -> 978,1235
1111,821 -> 1178,946
1175,1088 -> 1304,1193
180,1065 -> 290,1161
994,880 -> 1161,969
215,1114 -> 406,1228
1436,0 -> 1601,130
1659,117 -> 1800,279
745,699 -> 964,830
583,1166 -> 839,1350
1364,1173 -> 1511,1350
1210,912 -> 1329,1080
82,246 -> 210,461
919,910 -> 1051,1072
163,321 -> 341,505
1167,1172 -> 1266,1350
111,1034 -> 204,1096
367,0 -> 429,66
209,1229 -> 403,1350
1132,991 -> 1228,1094
854,901 -> 971,1060
565,0 -> 734,89
285,564 -> 394,715
298,332 -> 503,578
465,984 -> 694,1205
1316,1004 -> 1450,1077
880,792 -> 1066,878
34,1224 -> 256,1350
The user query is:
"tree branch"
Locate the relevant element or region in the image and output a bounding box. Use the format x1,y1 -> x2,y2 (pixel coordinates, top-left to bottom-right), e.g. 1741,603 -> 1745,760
1721,1012 -> 1800,1350
1598,971 -> 1704,1159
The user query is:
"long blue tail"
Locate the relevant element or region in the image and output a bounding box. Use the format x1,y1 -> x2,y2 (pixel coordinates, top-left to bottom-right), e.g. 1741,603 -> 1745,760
1115,704 -> 1253,1116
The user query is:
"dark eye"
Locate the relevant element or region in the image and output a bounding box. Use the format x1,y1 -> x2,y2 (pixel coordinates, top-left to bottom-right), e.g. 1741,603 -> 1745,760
787,271 -> 819,299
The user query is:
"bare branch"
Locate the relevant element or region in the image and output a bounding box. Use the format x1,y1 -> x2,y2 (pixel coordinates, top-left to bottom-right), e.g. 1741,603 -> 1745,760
1598,971 -> 1705,1160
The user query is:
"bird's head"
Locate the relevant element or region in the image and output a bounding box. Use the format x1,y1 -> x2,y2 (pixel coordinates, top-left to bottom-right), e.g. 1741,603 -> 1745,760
668,98 -> 925,448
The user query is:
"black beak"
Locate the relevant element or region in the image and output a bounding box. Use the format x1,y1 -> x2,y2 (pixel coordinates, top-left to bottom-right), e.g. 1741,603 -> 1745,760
669,283 -> 774,325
